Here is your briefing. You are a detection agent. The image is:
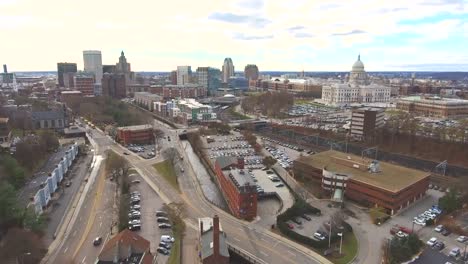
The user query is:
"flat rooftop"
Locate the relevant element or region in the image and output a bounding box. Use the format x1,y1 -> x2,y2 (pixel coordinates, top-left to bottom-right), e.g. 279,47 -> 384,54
224,169 -> 255,190
297,150 -> 430,193
117,124 -> 152,131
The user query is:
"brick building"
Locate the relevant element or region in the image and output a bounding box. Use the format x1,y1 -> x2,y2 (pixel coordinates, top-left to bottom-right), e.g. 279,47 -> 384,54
149,84 -> 207,99
293,150 -> 430,215
214,157 -> 257,220
397,96 -> 468,118
74,75 -> 95,96
116,125 -> 154,146
350,107 -> 385,141
134,92 -> 161,111
102,73 -> 126,99
198,215 -> 229,264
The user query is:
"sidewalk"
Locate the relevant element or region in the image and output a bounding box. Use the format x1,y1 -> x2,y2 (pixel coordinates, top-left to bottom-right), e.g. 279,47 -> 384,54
182,226 -> 200,264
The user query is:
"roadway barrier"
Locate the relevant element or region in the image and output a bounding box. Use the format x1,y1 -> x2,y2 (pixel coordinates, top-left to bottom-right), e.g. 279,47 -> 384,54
227,243 -> 268,264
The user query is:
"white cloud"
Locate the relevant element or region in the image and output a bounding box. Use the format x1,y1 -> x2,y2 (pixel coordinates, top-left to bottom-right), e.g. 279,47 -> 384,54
0,0 -> 467,70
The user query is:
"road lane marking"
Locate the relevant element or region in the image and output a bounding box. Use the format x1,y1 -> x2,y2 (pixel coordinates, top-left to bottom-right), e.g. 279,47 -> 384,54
99,222 -> 102,227
287,250 -> 296,256
233,237 -> 241,242
81,256 -> 86,263
260,250 -> 269,257
63,247 -> 68,254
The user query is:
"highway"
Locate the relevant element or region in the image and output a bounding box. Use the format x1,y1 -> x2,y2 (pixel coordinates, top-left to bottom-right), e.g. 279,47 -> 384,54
44,118 -> 331,264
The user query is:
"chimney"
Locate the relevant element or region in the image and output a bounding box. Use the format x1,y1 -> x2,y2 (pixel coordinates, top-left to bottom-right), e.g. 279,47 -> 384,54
213,215 -> 220,257
3,64 -> 7,74
200,220 -> 204,236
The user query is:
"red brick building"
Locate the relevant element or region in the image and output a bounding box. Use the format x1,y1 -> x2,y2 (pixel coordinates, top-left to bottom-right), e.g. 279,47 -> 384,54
214,157 -> 257,220
294,150 -> 430,215
198,215 -> 230,264
74,76 -> 95,96
102,73 -> 126,99
116,125 -> 154,146
149,84 -> 207,99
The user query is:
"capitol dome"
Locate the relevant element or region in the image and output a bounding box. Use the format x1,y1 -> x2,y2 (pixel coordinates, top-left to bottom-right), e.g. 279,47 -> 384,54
351,54 -> 365,72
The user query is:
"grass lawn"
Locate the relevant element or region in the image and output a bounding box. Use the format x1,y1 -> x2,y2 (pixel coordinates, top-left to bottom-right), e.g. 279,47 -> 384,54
167,232 -> 181,264
294,99 -> 313,105
153,160 -> 180,191
369,207 -> 390,225
329,232 -> 358,264
229,108 -> 251,120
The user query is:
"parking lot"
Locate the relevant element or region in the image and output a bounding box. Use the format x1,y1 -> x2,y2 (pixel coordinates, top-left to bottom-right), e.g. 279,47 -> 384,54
126,144 -> 157,159
284,211 -> 331,242
204,133 -> 263,170
128,172 -> 173,261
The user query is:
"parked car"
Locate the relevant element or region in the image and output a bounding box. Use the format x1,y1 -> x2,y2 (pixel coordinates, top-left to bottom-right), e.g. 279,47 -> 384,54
449,247 -> 461,258
157,217 -> 170,223
434,225 -> 444,232
159,242 -> 172,249
413,219 -> 426,226
131,180 -> 141,184
313,232 -> 326,241
441,229 -> 451,236
158,223 -> 172,229
275,183 -> 285,188
457,236 -> 468,243
427,237 -> 437,246
432,241 -> 445,251
292,218 -> 302,225
396,231 -> 408,238
131,204 -> 141,210
128,224 -> 141,231
123,152 -> 130,155
301,214 -> 312,221
93,237 -> 102,246
65,181 -> 72,187
161,235 -> 175,243
128,219 -> 141,225
157,247 -> 170,255
287,223 -> 294,229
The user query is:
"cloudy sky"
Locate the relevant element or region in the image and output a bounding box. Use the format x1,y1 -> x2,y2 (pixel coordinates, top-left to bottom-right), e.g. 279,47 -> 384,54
1,0 -> 467,71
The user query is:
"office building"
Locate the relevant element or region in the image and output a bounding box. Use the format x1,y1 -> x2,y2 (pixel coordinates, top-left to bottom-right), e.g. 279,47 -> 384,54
170,70 -> 177,85
0,117 -> 11,146
116,125 -> 154,146
1,64 -> 14,84
83,50 -> 103,84
228,76 -> 249,90
73,75 -> 95,96
397,96 -> 468,118
350,107 -> 385,140
198,215 -> 229,264
197,67 -> 221,95
222,58 -> 234,83
97,229 -> 155,264
116,51 -> 131,73
244,64 -> 259,80
57,63 -> 77,87
102,73 -> 126,99
174,98 -> 217,124
214,157 -> 257,220
103,65 -> 116,74
293,150 -> 430,215
177,66 -> 192,85
150,84 -> 207,99
321,55 -> 391,105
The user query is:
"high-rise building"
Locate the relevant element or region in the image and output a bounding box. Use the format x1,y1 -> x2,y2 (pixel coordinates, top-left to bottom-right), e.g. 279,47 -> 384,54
83,50 -> 103,84
102,73 -> 126,99
177,66 -> 192,85
103,65 -> 117,74
244,64 -> 259,80
222,58 -> 234,83
170,70 -> 177,85
197,67 -> 221,95
57,63 -> 77,87
116,51 -> 131,73
350,107 -> 385,140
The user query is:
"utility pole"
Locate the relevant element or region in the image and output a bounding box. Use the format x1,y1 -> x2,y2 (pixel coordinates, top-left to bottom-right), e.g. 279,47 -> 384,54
328,222 -> 332,249
338,232 -> 343,255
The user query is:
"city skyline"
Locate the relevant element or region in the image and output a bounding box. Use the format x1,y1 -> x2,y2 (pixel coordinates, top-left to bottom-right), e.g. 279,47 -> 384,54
1,0 -> 467,71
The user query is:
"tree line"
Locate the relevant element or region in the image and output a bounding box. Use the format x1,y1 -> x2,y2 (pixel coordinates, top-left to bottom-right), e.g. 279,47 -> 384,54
241,91 -> 294,118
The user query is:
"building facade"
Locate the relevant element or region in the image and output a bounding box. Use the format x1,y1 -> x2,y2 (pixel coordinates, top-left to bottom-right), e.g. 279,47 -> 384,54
222,58 -> 235,83
0,117 -> 11,145
175,99 -> 216,124
83,50 -> 103,84
293,150 -> 430,215
31,110 -> 67,130
117,125 -> 154,146
73,75 -> 95,96
57,63 -> 77,87
102,73 -> 126,99
170,70 -> 177,85
134,92 -> 161,111
177,66 -> 192,85
396,96 -> 468,118
244,64 -> 259,80
214,157 -> 257,220
197,67 -> 221,95
321,56 -> 391,105
228,77 -> 249,90
350,107 -> 385,140
150,84 -> 207,99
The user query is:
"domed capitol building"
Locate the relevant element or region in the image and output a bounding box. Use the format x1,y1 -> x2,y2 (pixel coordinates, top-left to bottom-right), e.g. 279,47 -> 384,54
321,55 -> 391,105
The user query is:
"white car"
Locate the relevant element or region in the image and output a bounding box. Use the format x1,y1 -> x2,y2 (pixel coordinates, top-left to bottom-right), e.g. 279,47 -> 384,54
434,225 -> 444,232
457,236 -> 468,243
413,219 -> 426,226
396,231 -> 408,238
313,232 -> 326,241
427,237 -> 437,246
161,235 -> 175,243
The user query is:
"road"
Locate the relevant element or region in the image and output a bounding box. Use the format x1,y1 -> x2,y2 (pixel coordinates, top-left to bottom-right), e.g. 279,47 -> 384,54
45,118 -> 331,264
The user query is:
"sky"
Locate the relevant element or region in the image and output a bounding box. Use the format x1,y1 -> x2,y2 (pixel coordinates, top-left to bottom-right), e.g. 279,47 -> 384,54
0,0 -> 467,72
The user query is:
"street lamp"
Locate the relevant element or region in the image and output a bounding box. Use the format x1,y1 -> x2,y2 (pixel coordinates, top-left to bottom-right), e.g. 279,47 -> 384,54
338,232 -> 343,255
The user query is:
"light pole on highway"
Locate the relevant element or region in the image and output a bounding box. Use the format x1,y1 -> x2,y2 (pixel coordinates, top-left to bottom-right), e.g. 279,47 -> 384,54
17,252 -> 31,264
338,232 -> 343,255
